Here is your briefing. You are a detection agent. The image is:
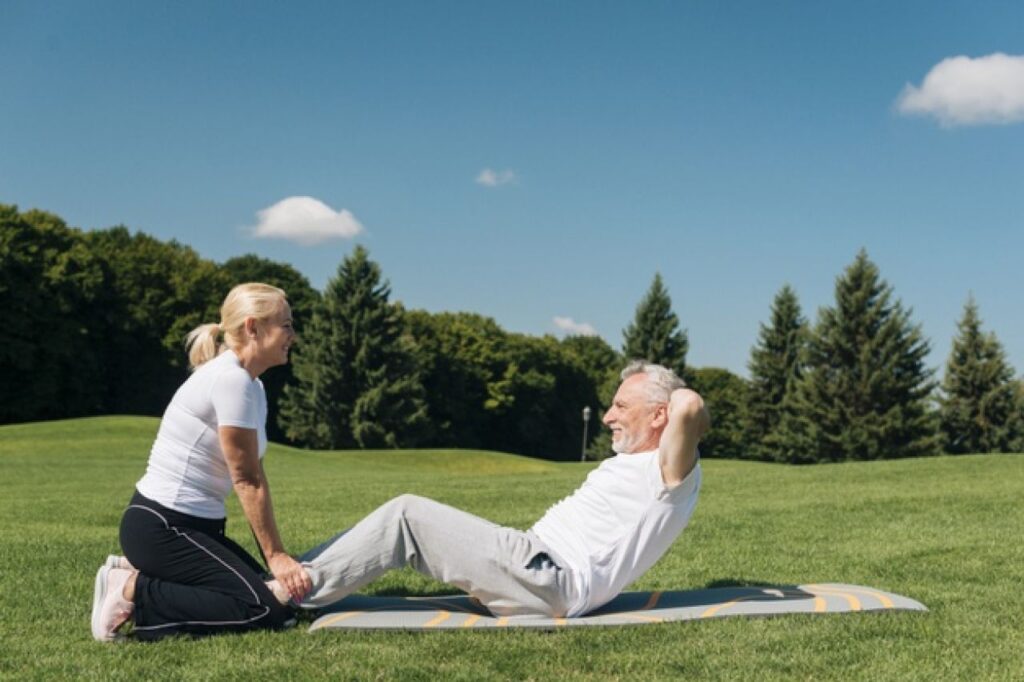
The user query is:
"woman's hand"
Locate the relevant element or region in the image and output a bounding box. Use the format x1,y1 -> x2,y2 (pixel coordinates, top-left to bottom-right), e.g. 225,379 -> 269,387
221,426 -> 308,601
267,552 -> 312,602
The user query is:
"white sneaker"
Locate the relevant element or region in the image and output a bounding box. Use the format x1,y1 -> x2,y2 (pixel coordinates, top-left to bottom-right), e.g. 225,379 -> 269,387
91,566 -> 134,642
104,555 -> 135,571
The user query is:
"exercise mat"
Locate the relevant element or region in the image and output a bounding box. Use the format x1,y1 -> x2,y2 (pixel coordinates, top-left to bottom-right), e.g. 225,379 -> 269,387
309,583 -> 927,631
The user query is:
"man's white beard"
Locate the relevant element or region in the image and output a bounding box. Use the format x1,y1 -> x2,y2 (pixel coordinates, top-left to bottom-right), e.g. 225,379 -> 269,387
611,423 -> 658,454
611,433 -> 639,454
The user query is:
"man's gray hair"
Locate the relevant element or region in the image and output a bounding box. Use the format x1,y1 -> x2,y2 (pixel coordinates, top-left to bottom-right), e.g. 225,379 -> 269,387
621,360 -> 686,403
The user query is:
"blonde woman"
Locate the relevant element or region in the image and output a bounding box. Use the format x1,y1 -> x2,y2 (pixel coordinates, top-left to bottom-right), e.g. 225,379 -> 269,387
91,283 -> 311,641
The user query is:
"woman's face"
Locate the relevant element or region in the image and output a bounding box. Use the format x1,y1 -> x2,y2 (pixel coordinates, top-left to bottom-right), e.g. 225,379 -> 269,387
255,302 -> 295,369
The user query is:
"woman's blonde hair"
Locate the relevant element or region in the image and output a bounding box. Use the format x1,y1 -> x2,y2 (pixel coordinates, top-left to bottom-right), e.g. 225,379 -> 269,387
185,282 -> 288,369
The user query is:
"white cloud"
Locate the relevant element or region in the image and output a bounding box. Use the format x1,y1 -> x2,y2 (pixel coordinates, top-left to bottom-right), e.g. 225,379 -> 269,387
553,316 -> 598,337
250,196 -> 364,245
896,53 -> 1024,127
475,168 -> 516,187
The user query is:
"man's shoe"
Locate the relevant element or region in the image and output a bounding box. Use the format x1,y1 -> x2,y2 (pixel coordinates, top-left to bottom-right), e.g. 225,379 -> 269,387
91,566 -> 134,642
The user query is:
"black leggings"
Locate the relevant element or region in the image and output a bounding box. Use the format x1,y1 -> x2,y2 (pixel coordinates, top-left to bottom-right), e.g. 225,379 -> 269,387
119,491 -> 293,641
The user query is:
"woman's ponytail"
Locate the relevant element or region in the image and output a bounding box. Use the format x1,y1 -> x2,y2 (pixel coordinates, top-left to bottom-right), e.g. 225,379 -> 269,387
185,322 -> 222,369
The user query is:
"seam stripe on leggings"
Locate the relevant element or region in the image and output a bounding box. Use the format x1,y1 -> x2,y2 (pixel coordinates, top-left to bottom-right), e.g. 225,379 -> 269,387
127,504 -> 272,631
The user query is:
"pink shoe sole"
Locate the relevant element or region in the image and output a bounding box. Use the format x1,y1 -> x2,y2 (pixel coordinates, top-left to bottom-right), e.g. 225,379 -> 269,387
91,566 -> 133,642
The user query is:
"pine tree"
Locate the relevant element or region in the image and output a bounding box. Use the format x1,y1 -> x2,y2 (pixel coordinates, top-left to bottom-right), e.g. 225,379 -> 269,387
1015,381 -> 1024,453
743,284 -> 807,460
775,250 -> 938,463
280,246 -> 429,449
939,297 -> 1022,453
622,273 -> 688,378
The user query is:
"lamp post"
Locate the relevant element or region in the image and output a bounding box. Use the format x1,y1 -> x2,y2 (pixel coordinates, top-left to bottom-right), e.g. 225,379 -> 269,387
581,406 -> 591,462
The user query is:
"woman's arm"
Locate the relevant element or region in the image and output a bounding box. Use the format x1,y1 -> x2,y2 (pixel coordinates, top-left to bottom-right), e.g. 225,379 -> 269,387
220,425 -> 311,601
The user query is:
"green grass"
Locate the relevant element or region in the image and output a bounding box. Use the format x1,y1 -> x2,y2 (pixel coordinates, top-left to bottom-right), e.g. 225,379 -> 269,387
1,416 -> 1022,680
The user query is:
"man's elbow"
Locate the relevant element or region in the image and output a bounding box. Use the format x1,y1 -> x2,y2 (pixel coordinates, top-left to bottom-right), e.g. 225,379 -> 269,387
674,390 -> 710,428
698,403 -> 711,437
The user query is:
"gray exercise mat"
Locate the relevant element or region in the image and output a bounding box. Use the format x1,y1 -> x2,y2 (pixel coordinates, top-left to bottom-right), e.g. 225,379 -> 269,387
308,583 -> 927,631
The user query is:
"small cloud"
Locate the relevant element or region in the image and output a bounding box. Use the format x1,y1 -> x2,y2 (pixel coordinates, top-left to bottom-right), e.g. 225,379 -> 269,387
553,316 -> 598,337
475,168 -> 516,187
896,53 -> 1024,127
250,196 -> 364,246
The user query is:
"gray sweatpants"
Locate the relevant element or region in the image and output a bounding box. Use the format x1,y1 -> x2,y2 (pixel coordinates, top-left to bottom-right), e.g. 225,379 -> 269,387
299,494 -> 576,617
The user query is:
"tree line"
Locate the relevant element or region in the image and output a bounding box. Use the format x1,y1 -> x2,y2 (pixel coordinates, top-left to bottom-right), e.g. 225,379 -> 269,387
2,203 -> 1021,461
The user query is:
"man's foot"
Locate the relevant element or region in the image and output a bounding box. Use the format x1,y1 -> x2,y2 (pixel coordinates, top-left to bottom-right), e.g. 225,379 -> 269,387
265,579 -> 291,606
91,566 -> 135,642
104,555 -> 134,571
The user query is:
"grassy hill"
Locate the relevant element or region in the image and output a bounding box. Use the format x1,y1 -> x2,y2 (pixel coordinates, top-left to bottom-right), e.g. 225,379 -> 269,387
1,417 -> 1022,680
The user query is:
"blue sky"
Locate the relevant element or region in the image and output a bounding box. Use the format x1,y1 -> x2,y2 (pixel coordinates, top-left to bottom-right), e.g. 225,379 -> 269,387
2,1 -> 1022,378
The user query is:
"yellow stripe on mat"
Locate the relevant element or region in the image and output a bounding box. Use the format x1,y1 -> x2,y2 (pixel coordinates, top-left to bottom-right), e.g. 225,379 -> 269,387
495,617 -> 510,627
424,611 -> 452,628
616,591 -> 664,623
462,614 -> 482,628
806,585 -> 891,609
804,587 -> 861,611
312,611 -> 364,630
700,599 -> 743,618
643,591 -> 663,610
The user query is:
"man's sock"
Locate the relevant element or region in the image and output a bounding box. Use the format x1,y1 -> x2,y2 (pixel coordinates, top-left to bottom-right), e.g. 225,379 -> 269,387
265,579 -> 290,605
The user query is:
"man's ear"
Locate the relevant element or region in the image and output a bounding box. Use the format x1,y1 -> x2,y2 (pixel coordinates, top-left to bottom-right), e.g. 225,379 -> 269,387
651,403 -> 669,429
245,317 -> 258,338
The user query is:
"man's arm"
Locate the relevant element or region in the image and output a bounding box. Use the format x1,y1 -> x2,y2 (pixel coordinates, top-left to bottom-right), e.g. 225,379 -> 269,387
658,389 -> 711,487
220,426 -> 311,601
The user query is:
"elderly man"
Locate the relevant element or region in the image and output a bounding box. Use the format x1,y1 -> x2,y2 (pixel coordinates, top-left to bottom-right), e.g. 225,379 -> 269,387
295,360 -> 710,618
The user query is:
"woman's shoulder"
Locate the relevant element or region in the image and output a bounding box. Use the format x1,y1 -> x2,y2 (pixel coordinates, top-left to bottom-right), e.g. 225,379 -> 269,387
196,352 -> 253,389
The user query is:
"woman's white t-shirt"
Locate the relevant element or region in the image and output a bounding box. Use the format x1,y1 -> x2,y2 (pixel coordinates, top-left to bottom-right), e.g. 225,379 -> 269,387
136,351 -> 268,519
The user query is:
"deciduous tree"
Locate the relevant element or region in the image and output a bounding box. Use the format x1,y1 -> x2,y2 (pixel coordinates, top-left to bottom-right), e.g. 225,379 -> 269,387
560,334 -> 622,458
0,206 -> 105,423
405,312 -> 601,459
688,367 -> 748,459
85,226 -> 227,416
